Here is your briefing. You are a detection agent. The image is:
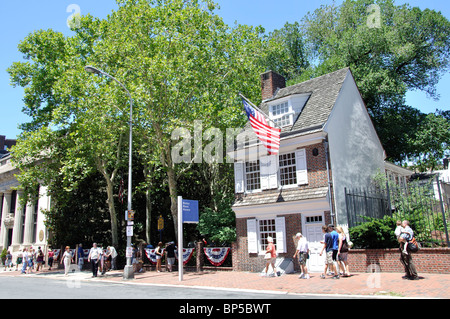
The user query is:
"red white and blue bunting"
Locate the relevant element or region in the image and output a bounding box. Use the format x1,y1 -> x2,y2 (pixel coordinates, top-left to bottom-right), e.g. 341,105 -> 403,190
203,247 -> 231,266
144,248 -> 195,265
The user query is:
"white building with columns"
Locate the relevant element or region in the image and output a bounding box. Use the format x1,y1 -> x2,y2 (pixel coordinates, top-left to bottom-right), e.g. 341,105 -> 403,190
0,154 -> 51,259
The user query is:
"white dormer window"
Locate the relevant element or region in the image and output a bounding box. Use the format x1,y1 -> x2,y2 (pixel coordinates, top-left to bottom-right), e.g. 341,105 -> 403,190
270,101 -> 293,127
269,93 -> 311,128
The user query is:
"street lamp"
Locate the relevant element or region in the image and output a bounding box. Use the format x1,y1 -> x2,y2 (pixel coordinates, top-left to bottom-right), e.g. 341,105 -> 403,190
84,65 -> 134,280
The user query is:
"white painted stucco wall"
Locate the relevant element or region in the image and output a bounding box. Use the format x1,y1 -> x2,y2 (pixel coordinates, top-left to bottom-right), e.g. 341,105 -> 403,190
324,71 -> 385,225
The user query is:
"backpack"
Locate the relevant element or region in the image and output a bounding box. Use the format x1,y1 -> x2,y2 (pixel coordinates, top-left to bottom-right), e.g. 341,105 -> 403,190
408,237 -> 421,253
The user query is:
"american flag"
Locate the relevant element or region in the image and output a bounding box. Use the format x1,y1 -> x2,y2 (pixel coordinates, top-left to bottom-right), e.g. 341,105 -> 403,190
242,97 -> 281,155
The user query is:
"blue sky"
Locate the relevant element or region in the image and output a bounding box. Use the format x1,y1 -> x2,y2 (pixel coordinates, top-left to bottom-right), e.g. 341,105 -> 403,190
1,0 -> 449,139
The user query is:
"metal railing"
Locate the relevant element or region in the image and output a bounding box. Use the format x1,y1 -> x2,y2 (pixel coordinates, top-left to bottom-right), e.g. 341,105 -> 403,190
345,176 -> 450,247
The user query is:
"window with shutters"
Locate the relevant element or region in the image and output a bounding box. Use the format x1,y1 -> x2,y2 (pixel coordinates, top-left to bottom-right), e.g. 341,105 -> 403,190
245,160 -> 261,191
279,152 -> 297,186
259,219 -> 277,252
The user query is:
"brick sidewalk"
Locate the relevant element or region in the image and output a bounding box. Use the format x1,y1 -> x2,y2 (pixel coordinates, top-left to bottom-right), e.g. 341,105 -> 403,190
99,270 -> 450,298
2,268 -> 449,298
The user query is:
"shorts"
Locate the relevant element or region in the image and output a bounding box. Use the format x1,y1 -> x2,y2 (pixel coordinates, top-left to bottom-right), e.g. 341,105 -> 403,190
298,252 -> 308,265
338,252 -> 348,262
325,251 -> 333,265
167,257 -> 175,265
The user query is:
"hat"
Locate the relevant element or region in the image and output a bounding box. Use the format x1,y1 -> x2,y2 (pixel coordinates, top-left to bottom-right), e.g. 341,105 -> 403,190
267,236 -> 273,243
328,224 -> 335,228
295,233 -> 302,238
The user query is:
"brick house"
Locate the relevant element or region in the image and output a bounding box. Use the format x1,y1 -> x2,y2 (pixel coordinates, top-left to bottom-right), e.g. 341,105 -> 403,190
230,68 -> 387,273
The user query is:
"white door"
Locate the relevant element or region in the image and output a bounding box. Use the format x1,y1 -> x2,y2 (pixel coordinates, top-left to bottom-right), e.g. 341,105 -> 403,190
305,218 -> 325,273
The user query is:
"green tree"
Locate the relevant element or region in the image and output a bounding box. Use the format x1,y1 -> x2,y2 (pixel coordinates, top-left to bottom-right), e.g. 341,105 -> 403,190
409,112 -> 450,171
9,0 -> 265,247
262,22 -> 310,82
296,0 -> 450,163
100,0 -> 264,236
9,15 -> 131,247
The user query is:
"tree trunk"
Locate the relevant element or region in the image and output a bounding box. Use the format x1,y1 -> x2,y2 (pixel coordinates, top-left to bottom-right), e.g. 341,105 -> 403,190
105,176 -> 119,247
167,163 -> 179,240
145,188 -> 152,244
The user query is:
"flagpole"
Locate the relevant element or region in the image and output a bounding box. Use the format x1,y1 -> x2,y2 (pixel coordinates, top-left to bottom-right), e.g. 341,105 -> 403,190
238,93 -> 282,130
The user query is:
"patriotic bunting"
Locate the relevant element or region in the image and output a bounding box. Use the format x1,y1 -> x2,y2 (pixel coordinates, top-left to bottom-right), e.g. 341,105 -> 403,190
203,247 -> 231,267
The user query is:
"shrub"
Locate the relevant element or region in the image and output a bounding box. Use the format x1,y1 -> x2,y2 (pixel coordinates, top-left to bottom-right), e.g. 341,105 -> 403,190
349,215 -> 398,249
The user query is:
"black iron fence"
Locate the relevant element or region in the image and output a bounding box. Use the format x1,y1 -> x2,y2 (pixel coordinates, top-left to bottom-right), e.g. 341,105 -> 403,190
345,176 -> 450,247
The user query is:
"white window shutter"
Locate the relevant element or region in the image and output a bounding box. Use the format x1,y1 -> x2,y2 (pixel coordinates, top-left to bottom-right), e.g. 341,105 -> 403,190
295,149 -> 308,185
260,156 -> 270,190
234,161 -> 244,193
260,155 -> 278,190
275,217 -> 286,253
247,219 -> 258,254
268,155 -> 278,189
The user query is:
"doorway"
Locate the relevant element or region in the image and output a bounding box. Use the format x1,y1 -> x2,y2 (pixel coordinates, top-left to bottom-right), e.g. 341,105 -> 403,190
303,214 -> 325,273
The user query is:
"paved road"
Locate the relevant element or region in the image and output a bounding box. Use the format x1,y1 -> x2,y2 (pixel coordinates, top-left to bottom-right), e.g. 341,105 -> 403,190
0,276 -> 313,299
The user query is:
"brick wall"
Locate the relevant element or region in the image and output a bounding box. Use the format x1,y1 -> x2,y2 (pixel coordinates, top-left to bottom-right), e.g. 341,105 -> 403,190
348,248 -> 450,274
261,71 -> 286,101
233,214 -> 302,272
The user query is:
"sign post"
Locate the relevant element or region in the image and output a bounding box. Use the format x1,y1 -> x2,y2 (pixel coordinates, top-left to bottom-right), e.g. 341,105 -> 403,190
178,196 -> 199,282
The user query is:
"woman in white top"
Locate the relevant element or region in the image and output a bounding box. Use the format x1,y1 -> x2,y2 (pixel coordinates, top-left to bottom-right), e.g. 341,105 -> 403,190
60,246 -> 73,276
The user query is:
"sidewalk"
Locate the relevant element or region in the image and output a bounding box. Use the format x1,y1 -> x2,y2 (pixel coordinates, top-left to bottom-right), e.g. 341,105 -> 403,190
2,268 -> 448,298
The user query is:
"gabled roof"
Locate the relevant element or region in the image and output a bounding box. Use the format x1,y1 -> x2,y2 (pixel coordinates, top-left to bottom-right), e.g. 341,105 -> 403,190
239,68 -> 350,141
261,67 -> 349,135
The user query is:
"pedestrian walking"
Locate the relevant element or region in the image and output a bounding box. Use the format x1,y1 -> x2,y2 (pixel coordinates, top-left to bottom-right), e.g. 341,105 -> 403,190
399,220 -> 419,280
21,248 -> 28,274
99,248 -> 106,275
47,249 -> 54,271
35,247 -> 44,271
87,243 -> 101,277
336,226 -> 350,277
3,251 -> 13,271
60,246 -> 73,276
165,241 -> 176,272
263,237 -> 278,277
329,224 -> 340,278
320,225 -> 338,279
293,233 -> 309,279
27,248 -> 34,274
106,246 -> 118,270
155,242 -> 163,273
77,244 -> 85,271
28,247 -> 35,273
15,251 -> 23,271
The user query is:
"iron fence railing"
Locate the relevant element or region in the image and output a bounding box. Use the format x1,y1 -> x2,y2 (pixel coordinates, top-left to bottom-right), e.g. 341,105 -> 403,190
345,176 -> 450,247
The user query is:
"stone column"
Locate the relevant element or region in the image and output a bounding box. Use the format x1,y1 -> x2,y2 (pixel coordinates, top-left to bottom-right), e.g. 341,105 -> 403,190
11,191 -> 24,247
23,201 -> 35,245
0,191 -> 13,249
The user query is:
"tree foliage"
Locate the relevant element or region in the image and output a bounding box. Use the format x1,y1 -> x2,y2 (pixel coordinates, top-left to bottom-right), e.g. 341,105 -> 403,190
295,0 -> 450,165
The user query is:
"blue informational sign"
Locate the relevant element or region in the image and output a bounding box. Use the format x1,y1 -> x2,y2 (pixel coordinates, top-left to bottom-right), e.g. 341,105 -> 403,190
182,199 -> 199,224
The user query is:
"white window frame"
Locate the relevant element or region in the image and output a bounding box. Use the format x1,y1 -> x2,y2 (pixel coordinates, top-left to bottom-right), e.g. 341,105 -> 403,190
269,99 -> 294,128
278,152 -> 297,187
247,217 -> 287,255
245,160 -> 262,192
258,218 -> 277,253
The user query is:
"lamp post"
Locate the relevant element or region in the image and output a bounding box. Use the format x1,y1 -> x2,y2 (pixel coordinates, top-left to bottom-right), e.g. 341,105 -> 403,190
84,66 -> 134,280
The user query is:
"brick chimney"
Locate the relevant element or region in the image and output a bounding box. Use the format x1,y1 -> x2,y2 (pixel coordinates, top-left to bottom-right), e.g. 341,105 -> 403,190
261,70 -> 286,101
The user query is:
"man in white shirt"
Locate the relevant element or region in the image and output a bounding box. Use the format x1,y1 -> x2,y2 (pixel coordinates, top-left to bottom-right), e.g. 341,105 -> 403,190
88,243 -> 101,277
293,233 -> 310,279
